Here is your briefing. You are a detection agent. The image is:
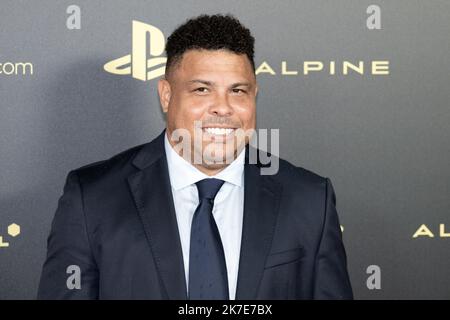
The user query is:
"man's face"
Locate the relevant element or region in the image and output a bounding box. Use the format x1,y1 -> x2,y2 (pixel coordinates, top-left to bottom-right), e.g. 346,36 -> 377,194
158,49 -> 257,175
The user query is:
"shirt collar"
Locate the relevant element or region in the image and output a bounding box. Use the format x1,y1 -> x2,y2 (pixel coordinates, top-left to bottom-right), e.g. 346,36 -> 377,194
164,131 -> 244,191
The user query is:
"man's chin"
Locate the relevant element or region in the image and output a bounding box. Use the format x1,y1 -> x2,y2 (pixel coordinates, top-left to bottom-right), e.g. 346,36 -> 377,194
196,148 -> 239,166
200,161 -> 229,170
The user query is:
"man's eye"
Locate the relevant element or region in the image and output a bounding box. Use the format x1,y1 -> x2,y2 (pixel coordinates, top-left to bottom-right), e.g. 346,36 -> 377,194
194,87 -> 209,93
232,88 -> 247,94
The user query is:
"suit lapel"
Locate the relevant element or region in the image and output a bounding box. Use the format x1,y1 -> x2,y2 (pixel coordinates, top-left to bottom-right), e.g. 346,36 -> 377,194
127,131 -> 187,299
235,149 -> 283,299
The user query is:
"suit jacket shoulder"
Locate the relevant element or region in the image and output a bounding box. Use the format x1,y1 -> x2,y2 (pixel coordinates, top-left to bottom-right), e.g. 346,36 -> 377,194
72,142 -> 147,182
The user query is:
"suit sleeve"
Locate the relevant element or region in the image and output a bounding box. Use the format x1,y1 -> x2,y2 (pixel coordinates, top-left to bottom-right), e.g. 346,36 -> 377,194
37,170 -> 99,299
312,178 -> 353,299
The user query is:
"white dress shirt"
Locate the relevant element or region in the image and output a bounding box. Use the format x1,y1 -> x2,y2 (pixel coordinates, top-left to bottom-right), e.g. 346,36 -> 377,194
164,132 -> 244,300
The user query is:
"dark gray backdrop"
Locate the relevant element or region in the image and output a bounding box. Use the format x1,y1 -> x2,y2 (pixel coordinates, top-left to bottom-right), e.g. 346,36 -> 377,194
1,0 -> 449,299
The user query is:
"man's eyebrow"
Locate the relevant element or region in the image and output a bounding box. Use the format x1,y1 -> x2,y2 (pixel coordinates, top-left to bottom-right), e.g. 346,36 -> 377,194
186,80 -> 253,88
187,79 -> 214,86
230,82 -> 252,88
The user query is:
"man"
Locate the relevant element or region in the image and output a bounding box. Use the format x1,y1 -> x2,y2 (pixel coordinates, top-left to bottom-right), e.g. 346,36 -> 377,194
38,14 -> 353,300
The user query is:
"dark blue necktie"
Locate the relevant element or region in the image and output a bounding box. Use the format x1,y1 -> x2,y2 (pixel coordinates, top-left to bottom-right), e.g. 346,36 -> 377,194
188,178 -> 229,300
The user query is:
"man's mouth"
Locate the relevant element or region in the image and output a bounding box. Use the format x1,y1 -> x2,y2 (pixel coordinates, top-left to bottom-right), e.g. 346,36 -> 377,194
202,127 -> 236,136
202,126 -> 237,142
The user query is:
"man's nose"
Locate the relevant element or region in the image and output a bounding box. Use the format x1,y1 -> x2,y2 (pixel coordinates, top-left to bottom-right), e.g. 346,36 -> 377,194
209,92 -> 233,116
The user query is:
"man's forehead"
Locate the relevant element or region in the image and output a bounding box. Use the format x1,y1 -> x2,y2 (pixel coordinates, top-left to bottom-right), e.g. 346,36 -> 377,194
178,49 -> 252,71
165,49 -> 256,85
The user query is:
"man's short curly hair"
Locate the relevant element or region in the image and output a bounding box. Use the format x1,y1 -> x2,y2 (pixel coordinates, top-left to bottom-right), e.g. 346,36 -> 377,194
165,14 -> 255,78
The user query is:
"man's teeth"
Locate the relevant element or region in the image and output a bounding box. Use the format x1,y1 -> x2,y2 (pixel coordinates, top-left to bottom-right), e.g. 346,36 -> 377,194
203,128 -> 234,135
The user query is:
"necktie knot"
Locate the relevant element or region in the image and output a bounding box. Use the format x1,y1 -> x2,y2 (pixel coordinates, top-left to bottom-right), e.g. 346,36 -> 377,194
195,178 -> 225,201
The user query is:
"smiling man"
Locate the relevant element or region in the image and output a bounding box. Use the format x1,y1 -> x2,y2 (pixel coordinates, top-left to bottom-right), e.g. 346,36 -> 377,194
38,14 -> 353,300
159,48 -> 256,175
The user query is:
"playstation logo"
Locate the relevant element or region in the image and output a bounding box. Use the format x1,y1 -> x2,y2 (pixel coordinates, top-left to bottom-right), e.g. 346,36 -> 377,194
104,20 -> 167,81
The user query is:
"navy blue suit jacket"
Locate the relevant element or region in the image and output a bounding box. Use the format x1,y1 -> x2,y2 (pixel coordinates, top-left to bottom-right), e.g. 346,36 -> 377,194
37,130 -> 353,299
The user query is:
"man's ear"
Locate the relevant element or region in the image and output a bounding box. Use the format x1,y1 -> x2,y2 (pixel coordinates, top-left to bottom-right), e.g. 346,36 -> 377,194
158,78 -> 171,113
